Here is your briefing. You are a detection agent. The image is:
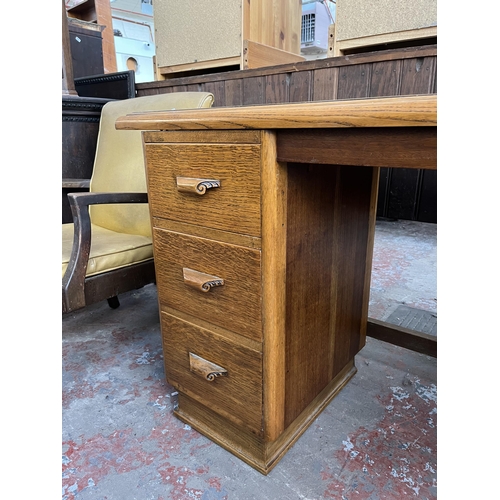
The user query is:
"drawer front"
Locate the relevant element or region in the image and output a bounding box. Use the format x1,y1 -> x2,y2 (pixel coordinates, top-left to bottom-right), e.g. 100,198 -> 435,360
145,143 -> 261,236
161,312 -> 263,436
154,228 -> 262,341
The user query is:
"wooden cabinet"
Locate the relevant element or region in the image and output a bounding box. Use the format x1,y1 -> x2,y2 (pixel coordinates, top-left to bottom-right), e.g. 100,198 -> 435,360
153,0 -> 304,78
66,0 -> 117,73
121,95 -> 437,474
143,129 -> 362,474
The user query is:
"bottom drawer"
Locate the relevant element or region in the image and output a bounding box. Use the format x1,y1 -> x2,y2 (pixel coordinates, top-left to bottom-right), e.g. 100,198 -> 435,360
161,312 -> 264,436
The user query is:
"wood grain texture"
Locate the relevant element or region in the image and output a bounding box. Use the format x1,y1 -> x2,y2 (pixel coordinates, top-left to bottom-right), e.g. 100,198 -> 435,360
289,71 -> 312,103
369,60 -> 402,97
360,168 -> 381,349
400,57 -> 437,95
189,352 -> 228,381
152,217 -> 262,249
161,312 -> 263,436
174,360 -> 356,475
116,95 -> 437,131
330,166 -> 376,374
243,40 -> 304,70
265,73 -> 289,104
243,76 -> 266,105
367,318 -> 437,357
145,143 -> 262,236
260,131 -> 287,441
313,67 -> 339,101
284,163 -> 337,427
154,229 -> 262,341
244,0 -> 301,55
224,79 -> 243,106
144,130 -> 261,144
138,45 -> 436,95
277,127 -> 437,169
337,63 -> 371,99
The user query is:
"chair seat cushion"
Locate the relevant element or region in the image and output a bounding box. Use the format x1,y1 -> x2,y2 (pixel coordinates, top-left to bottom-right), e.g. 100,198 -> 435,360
62,223 -> 153,278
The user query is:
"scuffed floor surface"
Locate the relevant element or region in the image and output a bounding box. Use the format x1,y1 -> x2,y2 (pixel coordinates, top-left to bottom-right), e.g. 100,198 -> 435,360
62,286 -> 437,500
368,220 -> 437,324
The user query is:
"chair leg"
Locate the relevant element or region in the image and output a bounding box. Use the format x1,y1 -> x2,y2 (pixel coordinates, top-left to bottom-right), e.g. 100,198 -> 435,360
107,296 -> 120,309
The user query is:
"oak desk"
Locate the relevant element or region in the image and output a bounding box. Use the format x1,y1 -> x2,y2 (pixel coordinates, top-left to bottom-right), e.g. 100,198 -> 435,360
116,94 -> 437,474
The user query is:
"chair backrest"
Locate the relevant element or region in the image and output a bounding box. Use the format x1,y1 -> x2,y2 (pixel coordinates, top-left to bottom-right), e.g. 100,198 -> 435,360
89,92 -> 214,237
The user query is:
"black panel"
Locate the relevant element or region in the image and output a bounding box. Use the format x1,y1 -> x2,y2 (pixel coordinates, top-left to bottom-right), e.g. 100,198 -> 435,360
386,169 -> 420,221
376,168 -> 391,218
416,169 -> 437,223
68,24 -> 104,79
75,71 -> 136,99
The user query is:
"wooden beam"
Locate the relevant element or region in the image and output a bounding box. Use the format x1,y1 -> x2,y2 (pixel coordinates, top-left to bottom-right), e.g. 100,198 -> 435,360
277,128 -> 437,169
243,40 -> 305,70
367,318 -> 437,357
94,0 -> 117,73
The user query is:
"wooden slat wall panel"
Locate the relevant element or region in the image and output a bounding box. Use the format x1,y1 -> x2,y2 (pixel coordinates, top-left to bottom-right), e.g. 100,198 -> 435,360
170,85 -> 188,93
265,74 -> 289,104
400,57 -> 436,95
289,71 -> 312,102
243,77 -> 266,105
369,60 -> 402,97
313,67 -> 338,101
137,46 -> 437,101
203,81 -> 225,107
224,79 -> 243,106
337,64 -> 371,99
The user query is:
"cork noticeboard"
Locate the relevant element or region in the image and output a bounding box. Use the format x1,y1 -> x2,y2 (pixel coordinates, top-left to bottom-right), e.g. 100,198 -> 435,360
336,0 -> 437,41
154,0 -> 243,68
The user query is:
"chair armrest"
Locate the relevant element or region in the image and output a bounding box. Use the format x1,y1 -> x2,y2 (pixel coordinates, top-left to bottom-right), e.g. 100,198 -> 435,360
62,192 -> 149,313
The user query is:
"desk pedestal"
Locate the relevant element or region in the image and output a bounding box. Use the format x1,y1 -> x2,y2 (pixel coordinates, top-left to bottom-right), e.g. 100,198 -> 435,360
143,129 -> 379,474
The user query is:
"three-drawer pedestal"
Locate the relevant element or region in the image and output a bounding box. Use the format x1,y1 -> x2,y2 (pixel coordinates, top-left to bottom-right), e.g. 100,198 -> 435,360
143,129 -> 375,474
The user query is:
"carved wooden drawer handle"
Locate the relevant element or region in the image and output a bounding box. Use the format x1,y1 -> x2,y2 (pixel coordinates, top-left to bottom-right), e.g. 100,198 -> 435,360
183,268 -> 224,292
176,177 -> 221,195
189,352 -> 228,381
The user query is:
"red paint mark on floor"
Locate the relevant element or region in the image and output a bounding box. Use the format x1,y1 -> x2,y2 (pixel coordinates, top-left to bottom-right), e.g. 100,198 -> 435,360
63,420 -> 221,499
321,378 -> 437,499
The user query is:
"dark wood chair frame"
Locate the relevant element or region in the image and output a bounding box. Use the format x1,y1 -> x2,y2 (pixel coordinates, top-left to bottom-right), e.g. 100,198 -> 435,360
62,191 -> 155,314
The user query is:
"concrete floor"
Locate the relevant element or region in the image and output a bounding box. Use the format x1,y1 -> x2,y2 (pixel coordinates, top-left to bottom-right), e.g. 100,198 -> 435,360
62,219 -> 437,500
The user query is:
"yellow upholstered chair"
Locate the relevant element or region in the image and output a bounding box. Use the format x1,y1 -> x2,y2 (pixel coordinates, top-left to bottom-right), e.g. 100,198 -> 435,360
62,92 -> 215,313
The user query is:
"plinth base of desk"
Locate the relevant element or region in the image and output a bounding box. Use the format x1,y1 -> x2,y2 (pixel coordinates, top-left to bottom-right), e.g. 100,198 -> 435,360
174,360 -> 357,475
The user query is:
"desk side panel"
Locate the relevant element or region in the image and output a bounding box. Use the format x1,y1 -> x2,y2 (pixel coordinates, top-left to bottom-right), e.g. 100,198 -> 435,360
284,164 -> 376,427
284,164 -> 337,427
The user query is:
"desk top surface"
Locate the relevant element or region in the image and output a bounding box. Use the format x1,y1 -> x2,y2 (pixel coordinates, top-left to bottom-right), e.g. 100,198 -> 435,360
115,94 -> 437,132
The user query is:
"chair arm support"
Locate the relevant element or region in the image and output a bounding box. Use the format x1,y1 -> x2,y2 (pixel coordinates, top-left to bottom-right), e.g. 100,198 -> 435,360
62,192 -> 149,313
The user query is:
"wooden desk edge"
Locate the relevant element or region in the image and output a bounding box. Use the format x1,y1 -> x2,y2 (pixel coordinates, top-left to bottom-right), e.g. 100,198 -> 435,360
115,94 -> 437,131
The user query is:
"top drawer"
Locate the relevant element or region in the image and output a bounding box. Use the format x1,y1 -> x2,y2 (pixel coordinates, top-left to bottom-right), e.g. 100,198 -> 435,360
145,143 -> 261,237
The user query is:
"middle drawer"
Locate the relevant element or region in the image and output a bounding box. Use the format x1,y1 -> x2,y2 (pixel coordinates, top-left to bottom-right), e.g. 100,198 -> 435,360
145,143 -> 262,237
154,228 -> 263,342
